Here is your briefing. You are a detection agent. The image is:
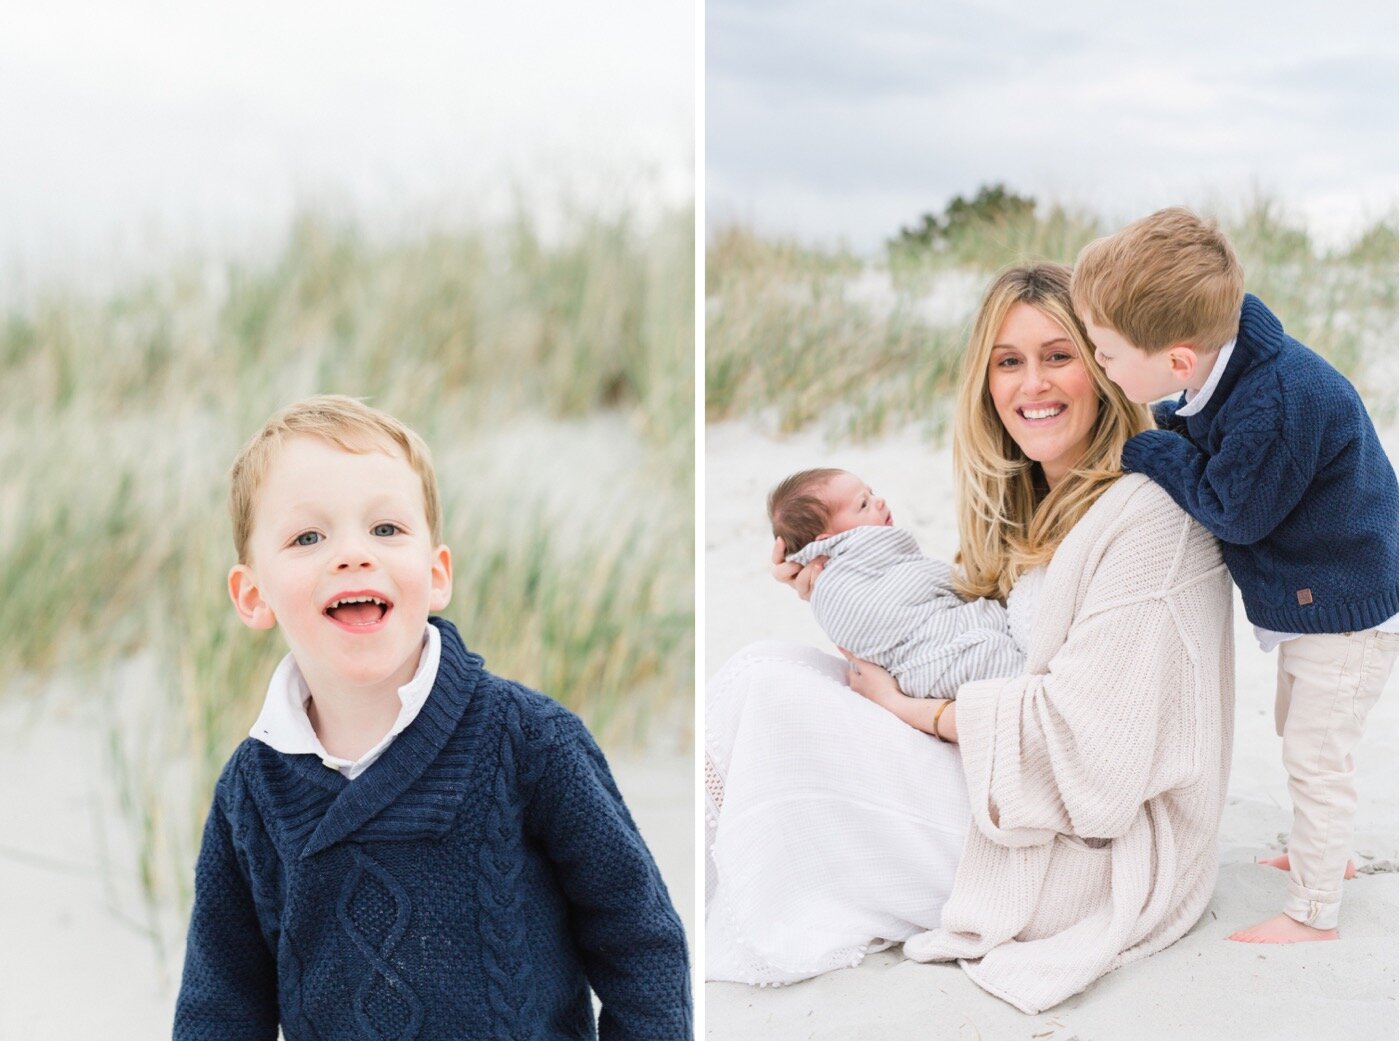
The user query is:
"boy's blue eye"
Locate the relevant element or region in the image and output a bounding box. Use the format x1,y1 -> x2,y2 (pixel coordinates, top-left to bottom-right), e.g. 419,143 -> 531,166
372,523 -> 400,537
294,531 -> 320,546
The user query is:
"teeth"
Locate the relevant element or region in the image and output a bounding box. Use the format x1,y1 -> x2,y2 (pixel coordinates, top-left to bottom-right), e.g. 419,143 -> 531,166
1022,405 -> 1064,420
328,596 -> 387,610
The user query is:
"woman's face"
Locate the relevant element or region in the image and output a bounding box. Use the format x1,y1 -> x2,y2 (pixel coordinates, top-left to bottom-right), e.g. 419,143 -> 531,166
986,302 -> 1099,488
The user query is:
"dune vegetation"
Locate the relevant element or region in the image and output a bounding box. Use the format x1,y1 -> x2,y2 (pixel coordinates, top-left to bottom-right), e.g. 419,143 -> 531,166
707,190 -> 1397,439
0,202 -> 694,933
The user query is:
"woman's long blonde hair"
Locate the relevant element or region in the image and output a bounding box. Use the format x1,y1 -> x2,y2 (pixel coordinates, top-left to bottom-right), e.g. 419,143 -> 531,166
952,264 -> 1151,601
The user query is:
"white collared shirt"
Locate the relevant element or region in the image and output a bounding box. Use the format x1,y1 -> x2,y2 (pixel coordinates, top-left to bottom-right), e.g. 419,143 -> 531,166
1168,338 -> 1398,650
249,624 -> 442,780
1173,337 -> 1235,417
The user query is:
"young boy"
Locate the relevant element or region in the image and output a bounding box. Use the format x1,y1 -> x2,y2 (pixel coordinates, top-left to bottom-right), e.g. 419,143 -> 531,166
174,396 -> 691,1040
768,468 -> 1022,702
1071,207 -> 1399,945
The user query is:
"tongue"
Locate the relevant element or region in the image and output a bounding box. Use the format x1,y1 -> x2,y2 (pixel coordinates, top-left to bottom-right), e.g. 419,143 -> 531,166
329,602 -> 384,626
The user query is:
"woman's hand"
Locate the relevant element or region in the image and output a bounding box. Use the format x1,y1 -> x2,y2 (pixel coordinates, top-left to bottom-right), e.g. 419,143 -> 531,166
841,650 -> 902,709
841,650 -> 958,742
770,537 -> 826,601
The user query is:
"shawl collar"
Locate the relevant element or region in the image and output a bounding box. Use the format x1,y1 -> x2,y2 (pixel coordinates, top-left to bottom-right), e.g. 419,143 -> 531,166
1183,293 -> 1282,432
279,617 -> 483,857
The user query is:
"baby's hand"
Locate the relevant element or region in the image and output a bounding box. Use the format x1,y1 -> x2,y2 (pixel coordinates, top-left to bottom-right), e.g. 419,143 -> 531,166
771,537 -> 826,601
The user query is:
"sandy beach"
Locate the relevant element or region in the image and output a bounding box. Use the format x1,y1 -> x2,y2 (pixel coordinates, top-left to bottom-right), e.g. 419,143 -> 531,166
704,418 -> 1399,1041
0,681 -> 694,1040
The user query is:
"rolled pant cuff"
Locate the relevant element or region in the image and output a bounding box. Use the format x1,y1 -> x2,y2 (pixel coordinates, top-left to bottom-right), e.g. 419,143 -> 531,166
1283,889 -> 1341,931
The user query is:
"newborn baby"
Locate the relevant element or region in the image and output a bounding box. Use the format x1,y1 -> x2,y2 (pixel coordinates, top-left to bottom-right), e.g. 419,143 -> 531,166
769,468 -> 1023,699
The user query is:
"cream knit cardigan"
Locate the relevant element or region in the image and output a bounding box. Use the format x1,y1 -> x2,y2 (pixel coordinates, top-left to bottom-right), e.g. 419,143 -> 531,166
904,474 -> 1234,1014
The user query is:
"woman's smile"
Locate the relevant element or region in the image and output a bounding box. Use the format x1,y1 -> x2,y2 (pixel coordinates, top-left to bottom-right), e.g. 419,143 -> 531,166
1015,401 -> 1068,423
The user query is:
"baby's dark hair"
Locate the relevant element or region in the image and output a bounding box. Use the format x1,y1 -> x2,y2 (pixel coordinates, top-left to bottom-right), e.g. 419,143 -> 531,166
768,468 -> 845,556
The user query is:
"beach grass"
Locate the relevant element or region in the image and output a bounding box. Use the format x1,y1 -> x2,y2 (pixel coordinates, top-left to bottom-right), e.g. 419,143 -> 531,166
0,202 -> 694,927
707,196 -> 1399,438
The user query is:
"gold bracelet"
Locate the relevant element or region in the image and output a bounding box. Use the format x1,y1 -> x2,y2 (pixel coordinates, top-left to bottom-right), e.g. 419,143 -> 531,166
930,699 -> 951,742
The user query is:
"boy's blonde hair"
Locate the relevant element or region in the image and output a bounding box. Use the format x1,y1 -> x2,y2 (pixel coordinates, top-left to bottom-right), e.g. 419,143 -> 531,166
954,264 -> 1151,601
229,395 -> 442,563
1071,206 -> 1244,354
768,468 -> 845,556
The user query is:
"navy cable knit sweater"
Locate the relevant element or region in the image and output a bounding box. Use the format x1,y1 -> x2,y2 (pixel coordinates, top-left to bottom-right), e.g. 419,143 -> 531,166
1121,294 -> 1398,633
173,618 -> 691,1040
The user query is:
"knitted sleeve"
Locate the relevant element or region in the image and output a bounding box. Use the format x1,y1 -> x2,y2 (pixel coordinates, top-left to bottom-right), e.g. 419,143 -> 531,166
1151,395 -> 1187,433
1119,410 -> 1314,545
954,504 -> 1197,845
173,775 -> 279,1040
527,713 -> 692,1041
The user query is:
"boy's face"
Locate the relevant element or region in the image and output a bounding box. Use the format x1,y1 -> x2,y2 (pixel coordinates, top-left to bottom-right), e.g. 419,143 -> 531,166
1080,318 -> 1189,404
820,472 -> 893,537
228,435 -> 452,695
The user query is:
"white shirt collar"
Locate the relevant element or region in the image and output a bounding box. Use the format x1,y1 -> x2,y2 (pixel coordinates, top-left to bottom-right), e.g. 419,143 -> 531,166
249,623 -> 441,779
1174,336 -> 1236,417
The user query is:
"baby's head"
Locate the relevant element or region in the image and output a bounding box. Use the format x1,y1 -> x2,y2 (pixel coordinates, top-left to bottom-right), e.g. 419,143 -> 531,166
226,395 -> 452,688
1071,206 -> 1244,404
768,468 -> 892,556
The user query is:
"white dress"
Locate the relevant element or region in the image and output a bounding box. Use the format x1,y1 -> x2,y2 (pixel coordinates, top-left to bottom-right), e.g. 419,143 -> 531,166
705,567 -> 1044,985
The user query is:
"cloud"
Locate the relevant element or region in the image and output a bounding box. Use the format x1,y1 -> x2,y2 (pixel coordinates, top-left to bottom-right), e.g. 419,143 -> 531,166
707,0 -> 1398,250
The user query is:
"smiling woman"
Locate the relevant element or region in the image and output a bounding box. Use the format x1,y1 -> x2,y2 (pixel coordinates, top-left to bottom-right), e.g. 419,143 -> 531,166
707,263 -> 1237,1015
952,265 -> 1150,602
986,303 -> 1098,490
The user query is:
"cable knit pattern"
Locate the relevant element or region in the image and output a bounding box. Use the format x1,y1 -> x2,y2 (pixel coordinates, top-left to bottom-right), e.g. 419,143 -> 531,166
1122,293 -> 1399,633
902,475 -> 1234,1014
174,617 -> 691,1041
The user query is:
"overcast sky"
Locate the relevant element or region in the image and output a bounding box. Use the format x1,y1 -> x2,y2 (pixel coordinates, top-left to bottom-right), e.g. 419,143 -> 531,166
0,1 -> 692,281
707,0 -> 1399,252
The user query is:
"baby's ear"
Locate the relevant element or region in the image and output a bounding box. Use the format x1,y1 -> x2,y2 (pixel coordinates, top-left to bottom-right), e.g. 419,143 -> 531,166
228,564 -> 276,630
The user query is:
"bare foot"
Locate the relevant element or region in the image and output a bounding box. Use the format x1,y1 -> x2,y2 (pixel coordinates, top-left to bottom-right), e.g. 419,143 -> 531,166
1228,913 -> 1338,944
1255,853 -> 1357,880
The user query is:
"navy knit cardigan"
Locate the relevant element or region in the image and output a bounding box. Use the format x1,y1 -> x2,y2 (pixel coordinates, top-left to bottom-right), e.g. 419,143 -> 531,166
1121,294 -> 1399,634
173,618 -> 691,1040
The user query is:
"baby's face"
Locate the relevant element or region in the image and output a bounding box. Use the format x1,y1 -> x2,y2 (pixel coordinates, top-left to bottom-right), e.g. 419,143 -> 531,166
820,472 -> 893,536
228,435 -> 452,694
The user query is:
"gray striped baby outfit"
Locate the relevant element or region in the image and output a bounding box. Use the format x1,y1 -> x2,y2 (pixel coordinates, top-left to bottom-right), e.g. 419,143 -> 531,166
790,525 -> 1023,699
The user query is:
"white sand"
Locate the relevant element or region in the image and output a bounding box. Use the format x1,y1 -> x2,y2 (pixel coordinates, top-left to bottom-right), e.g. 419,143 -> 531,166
0,680 -> 693,1040
704,418 -> 1399,1041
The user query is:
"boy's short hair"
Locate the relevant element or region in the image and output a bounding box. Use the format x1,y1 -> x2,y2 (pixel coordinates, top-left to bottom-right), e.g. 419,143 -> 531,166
229,394 -> 442,563
1071,206 -> 1245,354
769,468 -> 844,556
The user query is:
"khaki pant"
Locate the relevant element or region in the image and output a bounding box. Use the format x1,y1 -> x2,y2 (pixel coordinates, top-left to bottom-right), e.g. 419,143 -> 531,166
1275,629 -> 1399,929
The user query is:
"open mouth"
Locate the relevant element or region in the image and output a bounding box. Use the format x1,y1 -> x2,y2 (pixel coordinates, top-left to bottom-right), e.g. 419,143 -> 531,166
884,511 -> 893,525
323,592 -> 392,630
1017,403 -> 1066,422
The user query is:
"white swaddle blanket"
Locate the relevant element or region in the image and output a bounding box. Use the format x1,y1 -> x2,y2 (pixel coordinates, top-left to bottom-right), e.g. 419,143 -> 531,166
789,525 -> 1023,698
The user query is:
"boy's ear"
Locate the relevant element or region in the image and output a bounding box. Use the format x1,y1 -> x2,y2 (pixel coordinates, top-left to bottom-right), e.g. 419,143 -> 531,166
228,564 -> 277,630
428,545 -> 453,612
1166,343 -> 1199,382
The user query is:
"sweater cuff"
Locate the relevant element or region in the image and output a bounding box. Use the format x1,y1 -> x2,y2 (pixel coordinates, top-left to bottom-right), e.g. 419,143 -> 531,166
1120,429 -> 1177,476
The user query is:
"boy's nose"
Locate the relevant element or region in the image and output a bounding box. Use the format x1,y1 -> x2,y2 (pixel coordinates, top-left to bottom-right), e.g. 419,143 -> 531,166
333,540 -> 376,570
